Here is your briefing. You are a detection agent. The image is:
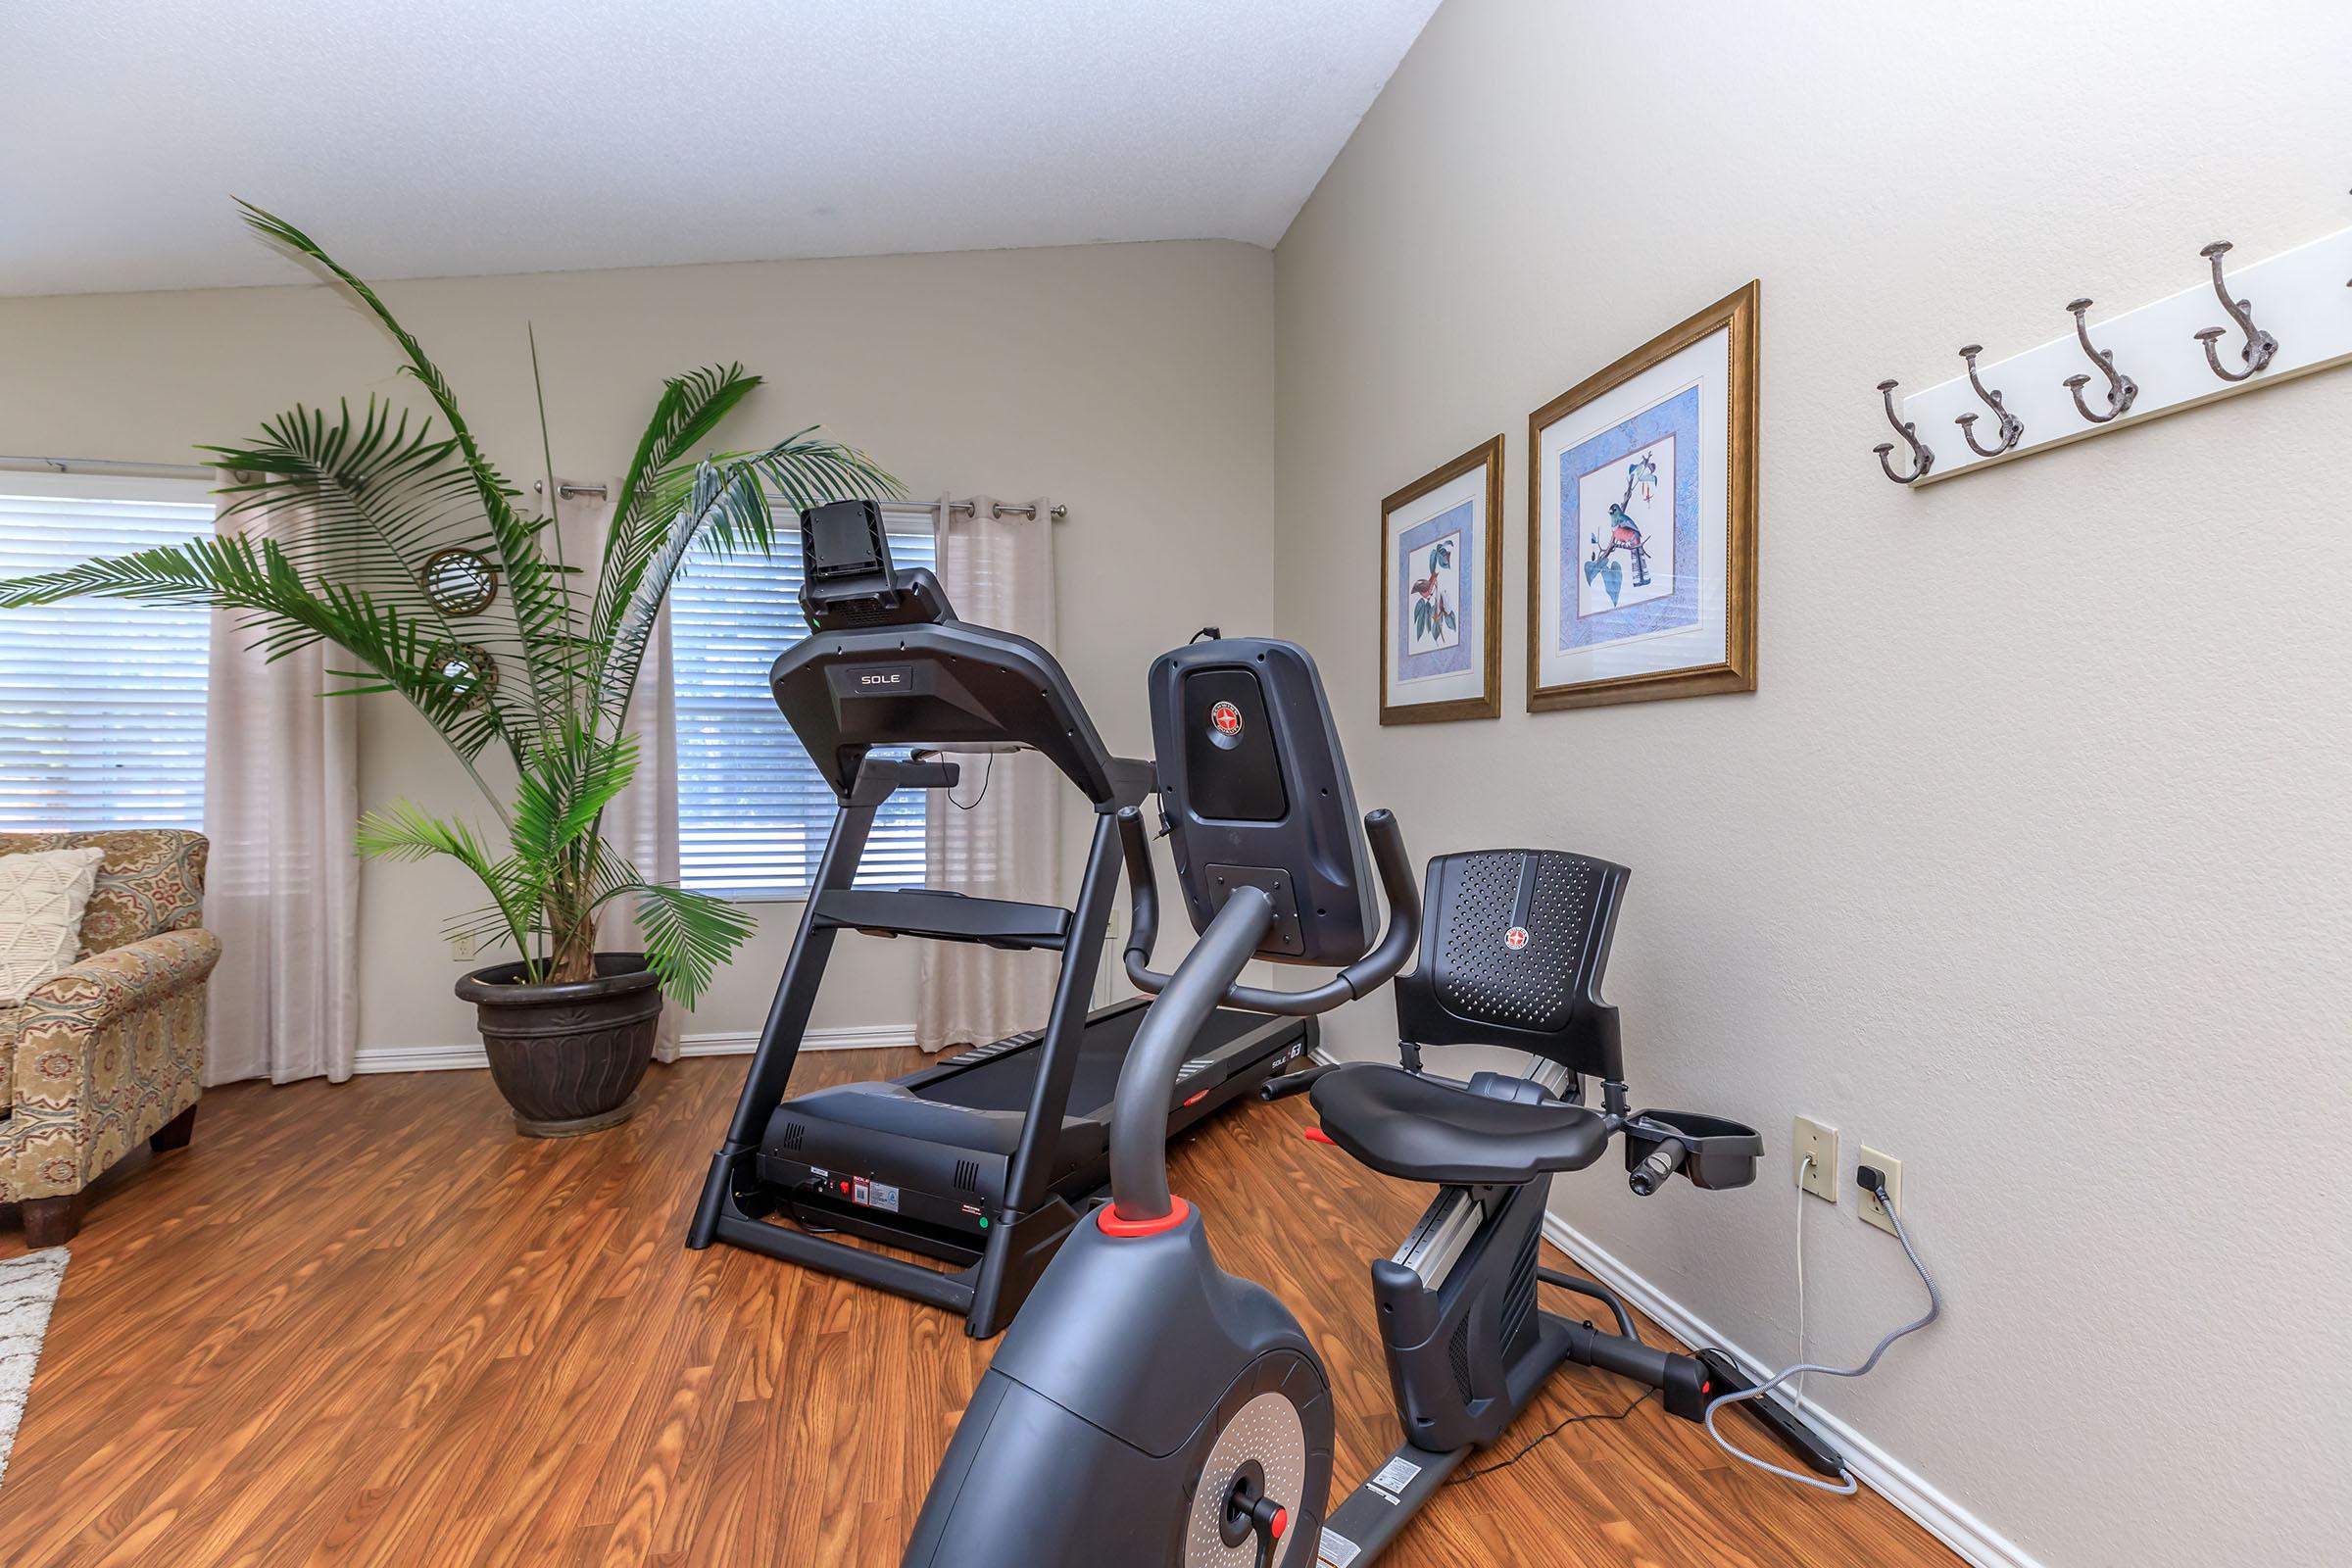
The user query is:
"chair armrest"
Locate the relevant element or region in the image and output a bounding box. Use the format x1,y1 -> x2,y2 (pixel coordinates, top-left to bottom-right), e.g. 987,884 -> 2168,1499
22,927 -> 222,1029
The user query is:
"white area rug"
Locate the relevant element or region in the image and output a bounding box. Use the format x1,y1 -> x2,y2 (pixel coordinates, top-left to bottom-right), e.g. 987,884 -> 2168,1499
0,1247 -> 68,1494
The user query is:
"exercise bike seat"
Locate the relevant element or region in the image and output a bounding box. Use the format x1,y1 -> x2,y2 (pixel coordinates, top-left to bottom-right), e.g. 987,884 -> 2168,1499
1309,1064 -> 1607,1184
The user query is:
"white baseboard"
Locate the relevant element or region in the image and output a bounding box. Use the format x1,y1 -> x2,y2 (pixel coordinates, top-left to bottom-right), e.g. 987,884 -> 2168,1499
352,1021 -> 914,1075
1300,1045 -> 2035,1568
1537,1212 -> 2037,1568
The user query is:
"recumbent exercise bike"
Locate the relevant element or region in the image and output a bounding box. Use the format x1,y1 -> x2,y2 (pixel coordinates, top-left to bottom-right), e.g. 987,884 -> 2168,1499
902,634 -> 1835,1568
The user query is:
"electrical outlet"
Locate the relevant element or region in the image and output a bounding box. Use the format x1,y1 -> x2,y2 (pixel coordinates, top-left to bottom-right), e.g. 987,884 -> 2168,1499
1858,1147 -> 1904,1236
1792,1116 -> 1839,1202
448,930 -> 479,963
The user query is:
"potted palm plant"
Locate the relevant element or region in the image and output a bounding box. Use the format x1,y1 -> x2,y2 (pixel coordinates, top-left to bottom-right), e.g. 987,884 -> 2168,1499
1,204 -> 898,1134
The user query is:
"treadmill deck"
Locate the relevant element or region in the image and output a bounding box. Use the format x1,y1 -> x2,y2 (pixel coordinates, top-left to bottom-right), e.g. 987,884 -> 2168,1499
755,999 -> 1310,1260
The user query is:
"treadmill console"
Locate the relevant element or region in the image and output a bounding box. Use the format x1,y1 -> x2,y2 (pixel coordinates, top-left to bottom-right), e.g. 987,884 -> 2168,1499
1145,638 -> 1377,965
770,500 -> 1138,807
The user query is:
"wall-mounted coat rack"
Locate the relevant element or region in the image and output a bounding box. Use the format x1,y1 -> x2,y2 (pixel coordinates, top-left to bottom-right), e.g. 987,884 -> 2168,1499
1874,210 -> 2352,486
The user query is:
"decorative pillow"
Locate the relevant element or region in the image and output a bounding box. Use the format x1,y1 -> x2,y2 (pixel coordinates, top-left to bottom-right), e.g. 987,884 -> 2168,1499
0,830 -> 208,955
0,847 -> 108,1004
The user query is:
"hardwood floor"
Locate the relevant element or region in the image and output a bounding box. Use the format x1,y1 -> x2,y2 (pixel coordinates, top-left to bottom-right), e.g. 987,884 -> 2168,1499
0,1054 -> 1956,1567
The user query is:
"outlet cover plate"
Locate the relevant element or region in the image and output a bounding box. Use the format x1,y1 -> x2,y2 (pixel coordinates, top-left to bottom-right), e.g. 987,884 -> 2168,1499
1792,1116 -> 1838,1202
1859,1147 -> 1904,1235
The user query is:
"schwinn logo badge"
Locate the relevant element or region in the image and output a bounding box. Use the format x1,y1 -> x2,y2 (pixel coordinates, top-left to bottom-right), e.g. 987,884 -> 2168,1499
1502,926 -> 1530,952
1209,701 -> 1243,736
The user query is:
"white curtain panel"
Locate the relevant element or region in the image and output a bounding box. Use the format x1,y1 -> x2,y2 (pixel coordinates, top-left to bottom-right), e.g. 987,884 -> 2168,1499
918,495 -> 1061,1054
203,475 -> 361,1084
557,479 -> 684,1062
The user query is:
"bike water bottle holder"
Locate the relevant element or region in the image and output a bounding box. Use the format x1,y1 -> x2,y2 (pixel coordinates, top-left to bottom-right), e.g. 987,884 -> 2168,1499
1622,1111 -> 1762,1193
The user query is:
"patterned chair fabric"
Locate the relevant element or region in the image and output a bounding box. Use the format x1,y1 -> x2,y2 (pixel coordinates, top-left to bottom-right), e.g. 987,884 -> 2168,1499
0,830 -> 219,1204
0,829 -> 209,954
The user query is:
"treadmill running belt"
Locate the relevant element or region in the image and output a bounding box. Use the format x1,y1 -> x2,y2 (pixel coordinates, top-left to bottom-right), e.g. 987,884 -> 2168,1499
927,1005 -> 1263,1116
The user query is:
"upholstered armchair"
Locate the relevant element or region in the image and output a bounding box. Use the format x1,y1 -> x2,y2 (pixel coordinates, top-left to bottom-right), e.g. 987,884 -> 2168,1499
0,829 -> 220,1246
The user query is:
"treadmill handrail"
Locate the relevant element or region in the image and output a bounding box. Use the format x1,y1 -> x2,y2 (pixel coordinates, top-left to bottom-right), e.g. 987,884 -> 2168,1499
1118,805 -> 1422,1016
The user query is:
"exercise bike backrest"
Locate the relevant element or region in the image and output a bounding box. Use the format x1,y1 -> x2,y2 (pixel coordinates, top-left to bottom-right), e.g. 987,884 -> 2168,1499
1109,636 -> 1420,1222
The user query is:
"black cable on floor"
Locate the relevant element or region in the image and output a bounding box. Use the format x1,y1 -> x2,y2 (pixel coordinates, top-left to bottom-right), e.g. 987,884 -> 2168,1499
1448,1387 -> 1658,1484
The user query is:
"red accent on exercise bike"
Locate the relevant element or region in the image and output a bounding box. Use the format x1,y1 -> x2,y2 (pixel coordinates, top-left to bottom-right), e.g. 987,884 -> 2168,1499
1099,1195 -> 1193,1238
1302,1126 -> 1337,1146
1270,1507 -> 1287,1540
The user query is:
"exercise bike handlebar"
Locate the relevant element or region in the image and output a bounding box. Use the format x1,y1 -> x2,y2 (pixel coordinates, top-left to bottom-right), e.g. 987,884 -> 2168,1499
1107,807 -> 1419,1221
1117,807 -> 1421,1017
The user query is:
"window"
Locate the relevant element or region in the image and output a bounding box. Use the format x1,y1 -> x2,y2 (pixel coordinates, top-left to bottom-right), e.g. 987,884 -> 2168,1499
0,477 -> 215,831
671,507 -> 938,899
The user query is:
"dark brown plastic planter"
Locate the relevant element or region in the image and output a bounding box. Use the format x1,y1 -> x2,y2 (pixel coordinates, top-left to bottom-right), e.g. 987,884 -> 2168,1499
455,953 -> 662,1137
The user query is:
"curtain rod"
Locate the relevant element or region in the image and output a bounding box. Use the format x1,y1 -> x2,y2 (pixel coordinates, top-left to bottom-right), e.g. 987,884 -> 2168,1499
1,462 -> 1068,524
552,489 -> 1065,521
906,499 -> 1068,521
0,454 -> 214,479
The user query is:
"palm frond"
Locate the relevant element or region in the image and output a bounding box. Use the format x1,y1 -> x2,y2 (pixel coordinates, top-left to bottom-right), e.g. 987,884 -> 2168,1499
620,880 -> 757,1008
585,365 -> 763,655
356,803 -> 536,959
511,722 -> 638,866
591,431 -> 901,730
1,534 -> 507,761
199,395 -> 537,750
238,200 -> 573,729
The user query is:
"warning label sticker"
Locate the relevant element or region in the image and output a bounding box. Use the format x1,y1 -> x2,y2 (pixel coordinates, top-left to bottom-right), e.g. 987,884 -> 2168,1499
1317,1529 -> 1361,1568
1370,1454 -> 1423,1494
868,1182 -> 901,1213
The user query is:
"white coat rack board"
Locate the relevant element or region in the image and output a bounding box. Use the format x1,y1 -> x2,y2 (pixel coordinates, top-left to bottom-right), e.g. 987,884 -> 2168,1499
1874,212 -> 2352,487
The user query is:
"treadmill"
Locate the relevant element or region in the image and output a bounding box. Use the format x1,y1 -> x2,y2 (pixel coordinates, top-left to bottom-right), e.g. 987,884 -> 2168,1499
685,500 -> 1312,1339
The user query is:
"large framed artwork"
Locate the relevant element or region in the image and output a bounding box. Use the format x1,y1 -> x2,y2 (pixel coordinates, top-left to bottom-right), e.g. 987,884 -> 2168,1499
1527,282 -> 1758,710
1380,434 -> 1503,724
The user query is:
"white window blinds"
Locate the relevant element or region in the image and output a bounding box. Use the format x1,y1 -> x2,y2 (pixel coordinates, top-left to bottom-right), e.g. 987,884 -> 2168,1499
0,479 -> 216,831
671,509 -> 937,899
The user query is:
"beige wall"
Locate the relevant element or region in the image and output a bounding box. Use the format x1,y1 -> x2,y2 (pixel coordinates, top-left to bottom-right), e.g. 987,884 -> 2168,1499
1271,2 -> 2351,1565
0,239 -> 1277,1051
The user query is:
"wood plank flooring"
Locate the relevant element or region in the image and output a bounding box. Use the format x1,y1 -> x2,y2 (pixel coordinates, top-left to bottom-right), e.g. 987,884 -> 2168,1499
0,1054 -> 1957,1566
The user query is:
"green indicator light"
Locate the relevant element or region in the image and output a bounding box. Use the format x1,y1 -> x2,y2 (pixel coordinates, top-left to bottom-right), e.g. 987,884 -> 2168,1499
978,1217 -> 990,1229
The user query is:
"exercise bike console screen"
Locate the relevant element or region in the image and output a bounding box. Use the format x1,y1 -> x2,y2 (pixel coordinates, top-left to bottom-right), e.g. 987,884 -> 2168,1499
1147,639 -> 1376,964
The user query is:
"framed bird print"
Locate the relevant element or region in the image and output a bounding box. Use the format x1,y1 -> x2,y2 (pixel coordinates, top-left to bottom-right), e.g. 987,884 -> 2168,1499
1380,434 -> 1503,724
1528,282 -> 1758,710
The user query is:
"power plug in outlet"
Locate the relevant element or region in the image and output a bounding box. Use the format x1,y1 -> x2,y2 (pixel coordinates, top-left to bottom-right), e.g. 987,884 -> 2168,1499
1858,1148 -> 1904,1236
1792,1116 -> 1839,1202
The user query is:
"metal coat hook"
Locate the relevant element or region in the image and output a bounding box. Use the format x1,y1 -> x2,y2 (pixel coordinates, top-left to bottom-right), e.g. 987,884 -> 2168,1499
2061,298 -> 2138,424
2191,241 -> 2278,382
1874,378 -> 1934,484
1953,344 -> 2024,457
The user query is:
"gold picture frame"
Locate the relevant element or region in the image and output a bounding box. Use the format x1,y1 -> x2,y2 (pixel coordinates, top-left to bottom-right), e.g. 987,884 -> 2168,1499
1379,434 -> 1504,725
1526,281 -> 1758,710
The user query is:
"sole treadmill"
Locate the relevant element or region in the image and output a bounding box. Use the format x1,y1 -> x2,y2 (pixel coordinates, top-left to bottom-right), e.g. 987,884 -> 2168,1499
687,498 -> 1306,1339
759,996 -> 1310,1263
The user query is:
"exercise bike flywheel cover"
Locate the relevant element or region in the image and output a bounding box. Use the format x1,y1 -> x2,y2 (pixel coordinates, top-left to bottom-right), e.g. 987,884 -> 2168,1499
1184,1391 -> 1308,1567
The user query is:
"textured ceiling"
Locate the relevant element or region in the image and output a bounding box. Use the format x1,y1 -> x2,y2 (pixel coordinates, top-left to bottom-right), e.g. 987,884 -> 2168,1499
0,0 -> 1440,297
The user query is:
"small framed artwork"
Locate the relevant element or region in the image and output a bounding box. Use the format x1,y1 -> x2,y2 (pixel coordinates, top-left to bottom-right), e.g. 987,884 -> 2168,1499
1380,434 -> 1503,724
1527,282 -> 1758,710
